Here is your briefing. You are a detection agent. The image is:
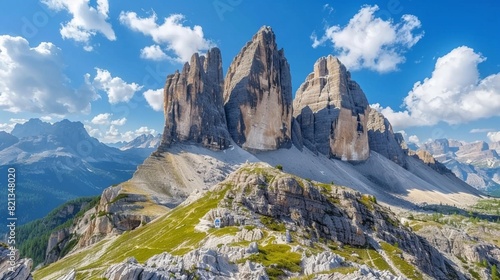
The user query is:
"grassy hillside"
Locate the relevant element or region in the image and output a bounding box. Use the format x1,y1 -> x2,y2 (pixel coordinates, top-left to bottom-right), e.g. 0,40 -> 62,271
32,165 -> 417,279
34,185 -> 231,279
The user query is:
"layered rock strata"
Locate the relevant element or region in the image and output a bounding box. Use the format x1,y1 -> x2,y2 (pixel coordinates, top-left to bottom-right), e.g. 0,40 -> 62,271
366,108 -> 406,166
294,56 -> 370,161
223,26 -> 293,151
160,48 -> 230,150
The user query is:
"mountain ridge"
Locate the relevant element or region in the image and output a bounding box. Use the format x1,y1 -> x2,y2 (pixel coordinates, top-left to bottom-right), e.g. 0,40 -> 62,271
0,119 -> 151,229
416,138 -> 500,195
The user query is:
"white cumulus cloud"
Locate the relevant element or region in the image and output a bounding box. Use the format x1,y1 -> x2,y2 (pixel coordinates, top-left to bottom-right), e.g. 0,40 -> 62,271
91,68 -> 143,104
374,46 -> 500,130
487,131 -> 500,143
91,113 -> 112,125
312,5 -> 423,73
408,135 -> 420,145
110,118 -> 126,126
90,113 -> 126,126
0,123 -> 14,133
0,35 -> 98,114
42,0 -> 115,49
119,12 -> 214,62
0,118 -> 29,133
40,116 -> 53,122
143,88 -> 164,111
140,45 -> 170,61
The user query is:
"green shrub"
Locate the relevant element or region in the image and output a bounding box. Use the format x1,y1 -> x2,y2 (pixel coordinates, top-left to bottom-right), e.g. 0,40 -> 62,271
110,193 -> 129,204
260,216 -> 286,232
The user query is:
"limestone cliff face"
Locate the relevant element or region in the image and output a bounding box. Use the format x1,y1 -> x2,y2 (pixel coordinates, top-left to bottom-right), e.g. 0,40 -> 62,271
223,26 -> 293,151
160,47 -> 230,150
293,56 -> 370,161
366,108 -> 406,166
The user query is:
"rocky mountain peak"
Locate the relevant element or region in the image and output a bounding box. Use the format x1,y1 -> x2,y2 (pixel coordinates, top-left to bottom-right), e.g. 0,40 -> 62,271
0,131 -> 18,150
223,26 -> 293,152
159,47 -> 230,151
293,55 -> 370,161
11,118 -> 52,138
457,141 -> 489,155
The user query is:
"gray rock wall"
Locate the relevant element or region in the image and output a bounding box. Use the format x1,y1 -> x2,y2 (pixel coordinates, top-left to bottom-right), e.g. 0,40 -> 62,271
223,26 -> 293,151
294,56 -> 370,161
160,48 -> 230,150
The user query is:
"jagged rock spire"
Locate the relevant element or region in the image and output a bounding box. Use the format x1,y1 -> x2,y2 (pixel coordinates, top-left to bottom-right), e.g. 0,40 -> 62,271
293,55 -> 370,161
159,48 -> 231,150
223,26 -> 293,152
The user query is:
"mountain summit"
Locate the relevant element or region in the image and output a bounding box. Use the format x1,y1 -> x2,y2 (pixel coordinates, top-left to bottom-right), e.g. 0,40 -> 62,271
224,26 -> 293,151
159,48 -> 230,151
294,55 -> 370,161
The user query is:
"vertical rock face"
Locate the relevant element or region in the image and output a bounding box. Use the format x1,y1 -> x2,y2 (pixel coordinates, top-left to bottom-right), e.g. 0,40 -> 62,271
160,47 -> 230,151
223,26 -> 293,151
293,56 -> 370,161
366,108 -> 406,165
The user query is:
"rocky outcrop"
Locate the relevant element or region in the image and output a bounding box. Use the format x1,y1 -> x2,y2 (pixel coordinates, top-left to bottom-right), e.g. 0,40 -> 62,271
409,150 -> 452,175
0,246 -> 33,280
367,109 -> 406,166
160,47 -> 230,151
77,186 -> 154,248
301,251 -> 344,275
220,167 -> 369,246
207,164 -> 462,279
315,265 -> 400,280
45,228 -> 71,265
417,226 -> 500,267
294,56 -> 370,161
104,246 -> 268,280
224,26 -> 293,151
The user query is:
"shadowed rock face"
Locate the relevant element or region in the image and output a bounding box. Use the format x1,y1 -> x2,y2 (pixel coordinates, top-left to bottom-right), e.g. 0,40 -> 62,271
223,26 -> 293,152
367,108 -> 406,166
294,56 -> 370,161
160,47 -> 230,151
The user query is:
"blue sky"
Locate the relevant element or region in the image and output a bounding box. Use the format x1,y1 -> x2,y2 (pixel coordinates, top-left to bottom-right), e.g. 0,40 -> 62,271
0,0 -> 499,145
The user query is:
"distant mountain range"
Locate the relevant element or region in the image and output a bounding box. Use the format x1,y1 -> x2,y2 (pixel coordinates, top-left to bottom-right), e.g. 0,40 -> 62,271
417,139 -> 500,195
105,133 -> 161,151
0,119 -> 153,229
120,133 -> 162,150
